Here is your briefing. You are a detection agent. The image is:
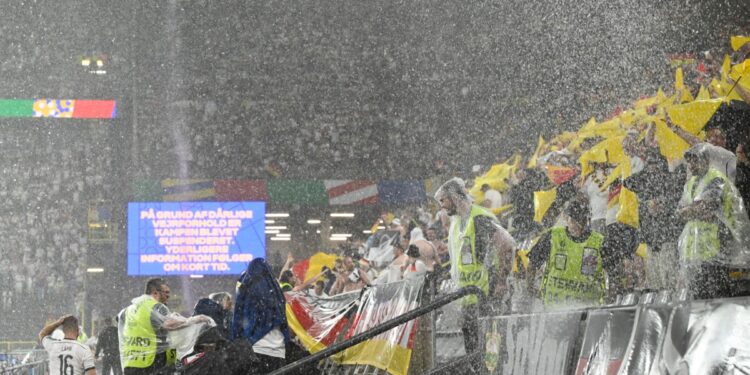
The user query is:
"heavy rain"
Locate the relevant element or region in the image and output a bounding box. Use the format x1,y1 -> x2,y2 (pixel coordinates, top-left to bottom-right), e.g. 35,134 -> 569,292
1,0 -> 750,374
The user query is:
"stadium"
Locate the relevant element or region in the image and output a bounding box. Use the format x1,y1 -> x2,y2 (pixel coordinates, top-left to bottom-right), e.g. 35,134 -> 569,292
1,0 -> 750,374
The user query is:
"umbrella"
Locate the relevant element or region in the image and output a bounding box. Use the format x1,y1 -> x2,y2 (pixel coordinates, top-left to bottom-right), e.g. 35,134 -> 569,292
703,99 -> 750,152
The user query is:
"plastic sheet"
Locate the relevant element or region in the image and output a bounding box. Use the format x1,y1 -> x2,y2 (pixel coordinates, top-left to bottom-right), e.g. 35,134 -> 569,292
165,313 -> 215,361
677,298 -> 750,374
285,289 -> 360,354
576,307 -> 637,375
478,310 -> 585,374
338,278 -> 424,375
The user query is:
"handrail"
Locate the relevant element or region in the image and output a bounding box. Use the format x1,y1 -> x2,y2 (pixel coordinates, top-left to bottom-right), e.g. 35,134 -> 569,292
268,285 -> 484,375
0,359 -> 48,374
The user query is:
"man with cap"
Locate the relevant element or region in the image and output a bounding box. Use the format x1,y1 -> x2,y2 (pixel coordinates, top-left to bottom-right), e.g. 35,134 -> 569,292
434,177 -> 515,356
527,196 -> 607,308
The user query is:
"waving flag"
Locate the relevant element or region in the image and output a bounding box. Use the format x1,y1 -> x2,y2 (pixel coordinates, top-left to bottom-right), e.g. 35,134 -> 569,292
324,180 -> 379,205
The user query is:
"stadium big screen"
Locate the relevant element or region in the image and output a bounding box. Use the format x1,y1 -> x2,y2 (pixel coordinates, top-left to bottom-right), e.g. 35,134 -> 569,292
127,201 -> 266,276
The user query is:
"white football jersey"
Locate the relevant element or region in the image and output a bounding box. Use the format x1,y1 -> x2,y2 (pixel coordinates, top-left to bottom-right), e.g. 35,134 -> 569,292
42,336 -> 96,375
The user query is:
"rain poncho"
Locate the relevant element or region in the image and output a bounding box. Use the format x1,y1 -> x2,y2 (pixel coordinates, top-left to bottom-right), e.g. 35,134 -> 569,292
677,144 -> 750,267
231,258 -> 290,346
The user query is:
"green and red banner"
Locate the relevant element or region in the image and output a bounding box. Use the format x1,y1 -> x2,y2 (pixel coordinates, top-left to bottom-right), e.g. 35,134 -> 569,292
0,99 -> 117,118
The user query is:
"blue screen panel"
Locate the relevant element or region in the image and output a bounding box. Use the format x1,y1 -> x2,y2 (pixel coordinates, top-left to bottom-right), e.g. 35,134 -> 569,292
127,201 -> 266,276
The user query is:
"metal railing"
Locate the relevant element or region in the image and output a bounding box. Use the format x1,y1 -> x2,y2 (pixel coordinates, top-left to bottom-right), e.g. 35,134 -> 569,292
0,360 -> 48,375
269,285 -> 483,375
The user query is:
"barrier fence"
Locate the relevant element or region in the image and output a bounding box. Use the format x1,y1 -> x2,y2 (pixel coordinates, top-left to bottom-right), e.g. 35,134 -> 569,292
477,295 -> 750,375
0,349 -> 48,375
3,288 -> 749,374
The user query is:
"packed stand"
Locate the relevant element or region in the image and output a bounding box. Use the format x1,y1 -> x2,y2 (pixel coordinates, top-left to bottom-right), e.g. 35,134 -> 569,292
0,124 -> 112,339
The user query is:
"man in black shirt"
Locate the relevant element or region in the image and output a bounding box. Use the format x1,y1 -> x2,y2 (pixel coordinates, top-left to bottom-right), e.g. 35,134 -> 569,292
95,317 -> 122,375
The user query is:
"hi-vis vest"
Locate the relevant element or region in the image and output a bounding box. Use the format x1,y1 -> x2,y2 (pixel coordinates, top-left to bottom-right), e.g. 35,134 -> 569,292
449,205 -> 498,306
679,168 -> 733,262
279,282 -> 293,291
122,297 -> 158,368
541,227 -> 605,306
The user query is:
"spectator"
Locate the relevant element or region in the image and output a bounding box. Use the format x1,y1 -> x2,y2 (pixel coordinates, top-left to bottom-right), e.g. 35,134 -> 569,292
312,280 -> 328,297
402,245 -> 428,280
329,255 -> 371,295
480,184 -> 504,210
232,258 -> 289,373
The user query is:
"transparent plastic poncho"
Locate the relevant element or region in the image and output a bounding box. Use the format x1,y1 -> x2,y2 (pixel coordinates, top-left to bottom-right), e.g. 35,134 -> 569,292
676,156 -> 750,268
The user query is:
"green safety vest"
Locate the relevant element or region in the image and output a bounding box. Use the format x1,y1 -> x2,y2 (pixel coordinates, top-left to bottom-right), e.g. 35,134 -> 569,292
122,296 -> 158,368
541,227 -> 605,306
679,168 -> 733,262
279,282 -> 293,291
449,205 -> 498,306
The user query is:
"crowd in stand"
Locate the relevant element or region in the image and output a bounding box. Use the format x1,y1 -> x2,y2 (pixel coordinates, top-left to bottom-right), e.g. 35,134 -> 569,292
278,35 -> 750,310
0,125 -> 112,338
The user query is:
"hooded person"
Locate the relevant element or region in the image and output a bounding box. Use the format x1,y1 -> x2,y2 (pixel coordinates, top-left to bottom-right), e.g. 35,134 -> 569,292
677,144 -> 750,299
434,177 -> 516,359
193,292 -> 232,339
232,258 -> 290,373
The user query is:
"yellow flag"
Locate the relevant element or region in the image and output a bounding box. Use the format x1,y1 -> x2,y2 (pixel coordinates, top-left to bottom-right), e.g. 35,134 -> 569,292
666,99 -> 723,134
579,136 -> 627,176
533,188 -> 557,223
675,68 -> 685,90
731,36 -> 750,51
616,187 -> 640,228
722,54 -> 731,83
579,117 -> 598,132
303,252 -> 339,282
696,85 -> 711,100
634,95 -> 659,109
470,162 -> 517,198
653,119 -> 690,161
527,136 -> 546,168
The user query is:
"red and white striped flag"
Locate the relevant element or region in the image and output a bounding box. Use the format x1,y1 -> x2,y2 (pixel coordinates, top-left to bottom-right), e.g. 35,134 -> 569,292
324,180 -> 379,205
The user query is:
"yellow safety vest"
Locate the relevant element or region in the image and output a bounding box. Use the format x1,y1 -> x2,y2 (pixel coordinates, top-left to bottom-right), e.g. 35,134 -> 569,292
541,227 -> 605,306
449,205 -> 499,306
122,297 -> 158,368
679,168 -> 733,261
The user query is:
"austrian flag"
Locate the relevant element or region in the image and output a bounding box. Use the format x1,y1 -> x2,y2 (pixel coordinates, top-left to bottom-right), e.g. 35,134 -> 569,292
324,180 -> 379,205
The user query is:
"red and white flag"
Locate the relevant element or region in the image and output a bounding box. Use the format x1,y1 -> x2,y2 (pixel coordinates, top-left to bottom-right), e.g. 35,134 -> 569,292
324,180 -> 379,205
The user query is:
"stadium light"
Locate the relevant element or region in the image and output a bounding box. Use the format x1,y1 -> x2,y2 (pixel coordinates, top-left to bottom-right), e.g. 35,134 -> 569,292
266,213 -> 289,218
265,220 -> 275,224
276,233 -> 291,237
330,213 -> 355,218
363,230 -> 372,234
307,219 -> 321,224
331,233 -> 352,238
330,237 -> 347,241
265,229 -> 280,234
266,226 -> 287,230
190,275 -> 204,278
86,267 -> 104,273
271,237 -> 291,241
